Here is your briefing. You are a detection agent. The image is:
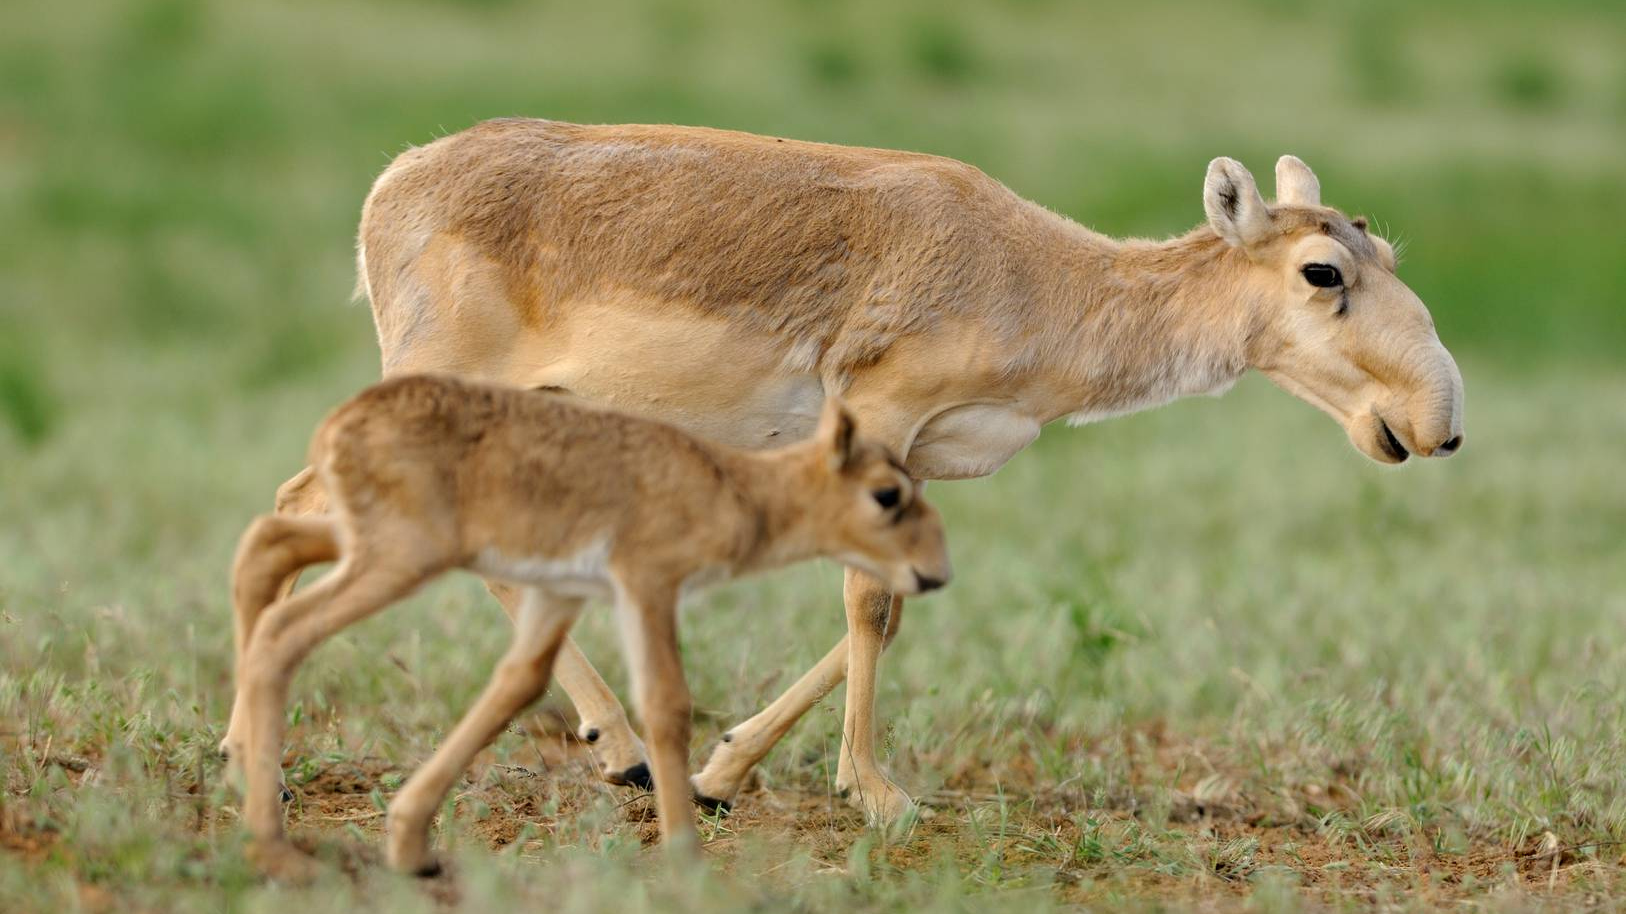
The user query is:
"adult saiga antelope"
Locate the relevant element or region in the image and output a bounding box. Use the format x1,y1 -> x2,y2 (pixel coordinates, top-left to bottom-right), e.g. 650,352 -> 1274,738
226,377 -> 950,878
252,118 -> 1465,823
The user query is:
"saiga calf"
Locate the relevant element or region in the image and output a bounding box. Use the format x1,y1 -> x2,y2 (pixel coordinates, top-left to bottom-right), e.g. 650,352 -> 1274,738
223,375 -> 950,878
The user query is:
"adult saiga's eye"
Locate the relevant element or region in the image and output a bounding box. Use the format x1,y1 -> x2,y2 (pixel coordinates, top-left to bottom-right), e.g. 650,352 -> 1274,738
872,487 -> 901,509
1301,263 -> 1343,288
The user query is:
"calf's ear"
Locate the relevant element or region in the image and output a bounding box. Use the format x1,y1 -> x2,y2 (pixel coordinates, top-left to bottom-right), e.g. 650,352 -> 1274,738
816,398 -> 859,472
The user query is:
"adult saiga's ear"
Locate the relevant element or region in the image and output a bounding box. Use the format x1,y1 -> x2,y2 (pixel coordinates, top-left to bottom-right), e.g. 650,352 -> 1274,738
1204,157 -> 1271,248
1274,154 -> 1321,206
816,397 -> 859,472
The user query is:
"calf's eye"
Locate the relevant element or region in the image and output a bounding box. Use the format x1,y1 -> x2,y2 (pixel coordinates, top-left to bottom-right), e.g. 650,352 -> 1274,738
872,487 -> 901,509
1302,264 -> 1343,288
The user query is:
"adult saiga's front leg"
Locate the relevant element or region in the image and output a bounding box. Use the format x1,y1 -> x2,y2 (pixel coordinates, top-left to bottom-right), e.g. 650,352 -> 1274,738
689,571 -> 910,822
692,408 -> 917,821
834,570 -> 911,823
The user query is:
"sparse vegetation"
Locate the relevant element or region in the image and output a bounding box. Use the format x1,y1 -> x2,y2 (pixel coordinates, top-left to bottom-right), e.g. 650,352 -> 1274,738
3,0 -> 1624,910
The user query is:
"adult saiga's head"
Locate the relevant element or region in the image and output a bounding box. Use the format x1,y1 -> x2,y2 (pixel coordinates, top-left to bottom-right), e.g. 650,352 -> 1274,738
1204,155 -> 1464,464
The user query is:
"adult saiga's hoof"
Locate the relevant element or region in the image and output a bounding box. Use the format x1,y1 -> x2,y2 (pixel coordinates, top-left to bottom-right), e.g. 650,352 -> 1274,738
579,722 -> 651,790
692,786 -> 733,815
840,776 -> 917,827
604,761 -> 653,792
688,734 -> 754,813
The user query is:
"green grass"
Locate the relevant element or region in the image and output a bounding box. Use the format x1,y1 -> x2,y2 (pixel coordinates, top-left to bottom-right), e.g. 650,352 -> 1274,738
7,368 -> 1626,912
3,0 -> 1625,910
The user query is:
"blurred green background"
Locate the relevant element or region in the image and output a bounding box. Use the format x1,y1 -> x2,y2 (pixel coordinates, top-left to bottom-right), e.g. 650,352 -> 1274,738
3,0 -> 1626,908
3,0 -> 1623,450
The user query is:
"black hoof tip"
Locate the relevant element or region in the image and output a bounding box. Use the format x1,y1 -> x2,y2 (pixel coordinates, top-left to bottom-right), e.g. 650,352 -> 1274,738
609,762 -> 653,791
279,784 -> 295,804
693,793 -> 733,815
413,859 -> 443,879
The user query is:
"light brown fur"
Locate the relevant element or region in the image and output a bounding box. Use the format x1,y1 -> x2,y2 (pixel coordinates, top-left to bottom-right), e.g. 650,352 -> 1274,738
277,120 -> 1463,822
223,376 -> 949,879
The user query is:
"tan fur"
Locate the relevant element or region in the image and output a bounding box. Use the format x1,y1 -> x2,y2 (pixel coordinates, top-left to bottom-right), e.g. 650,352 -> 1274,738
224,376 -> 949,879
281,119 -> 1464,822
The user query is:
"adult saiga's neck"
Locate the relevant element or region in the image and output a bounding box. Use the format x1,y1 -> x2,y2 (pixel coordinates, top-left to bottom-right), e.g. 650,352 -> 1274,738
1018,213 -> 1259,423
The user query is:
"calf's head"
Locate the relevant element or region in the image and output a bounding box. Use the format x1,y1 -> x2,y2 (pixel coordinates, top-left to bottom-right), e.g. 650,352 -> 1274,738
1204,155 -> 1464,464
803,400 -> 953,596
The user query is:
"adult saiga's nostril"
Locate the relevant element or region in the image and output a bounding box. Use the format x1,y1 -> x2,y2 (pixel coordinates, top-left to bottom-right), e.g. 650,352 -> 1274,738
1436,435 -> 1462,456
913,570 -> 945,592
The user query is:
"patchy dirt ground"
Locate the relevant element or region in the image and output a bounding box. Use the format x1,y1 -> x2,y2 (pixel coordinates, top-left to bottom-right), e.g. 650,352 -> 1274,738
6,714 -> 1626,913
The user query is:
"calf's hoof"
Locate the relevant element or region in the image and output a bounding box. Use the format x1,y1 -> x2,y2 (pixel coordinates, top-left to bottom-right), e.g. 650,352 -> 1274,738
218,745 -> 293,804
385,834 -> 443,878
248,839 -> 320,884
409,857 -> 445,879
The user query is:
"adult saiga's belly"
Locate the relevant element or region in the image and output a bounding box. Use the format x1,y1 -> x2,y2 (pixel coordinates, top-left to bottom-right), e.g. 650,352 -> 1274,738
520,298 -> 825,450
515,297 -> 1044,479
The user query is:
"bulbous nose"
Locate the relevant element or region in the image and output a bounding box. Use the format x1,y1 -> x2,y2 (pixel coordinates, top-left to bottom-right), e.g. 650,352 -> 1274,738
1434,434 -> 1462,456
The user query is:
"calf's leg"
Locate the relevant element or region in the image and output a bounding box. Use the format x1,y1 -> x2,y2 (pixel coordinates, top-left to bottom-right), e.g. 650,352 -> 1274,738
222,514 -> 339,770
257,468 -> 652,793
615,584 -> 696,851
386,589 -> 583,875
239,553 -> 426,880
484,581 -> 651,789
